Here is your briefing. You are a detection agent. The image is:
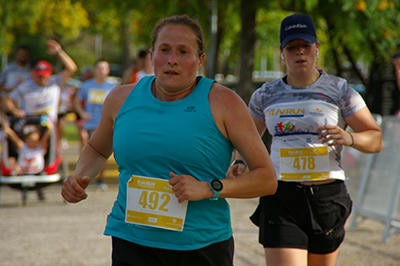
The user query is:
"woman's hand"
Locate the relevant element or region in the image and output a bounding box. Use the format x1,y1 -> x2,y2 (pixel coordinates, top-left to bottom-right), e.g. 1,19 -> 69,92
317,124 -> 354,146
169,172 -> 212,203
61,174 -> 91,203
226,163 -> 246,179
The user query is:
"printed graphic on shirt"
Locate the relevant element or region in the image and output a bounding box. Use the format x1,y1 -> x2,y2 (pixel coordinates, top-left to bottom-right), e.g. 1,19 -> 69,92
88,89 -> 108,104
249,73 -> 367,181
22,84 -> 60,119
265,101 -> 334,137
18,146 -> 45,174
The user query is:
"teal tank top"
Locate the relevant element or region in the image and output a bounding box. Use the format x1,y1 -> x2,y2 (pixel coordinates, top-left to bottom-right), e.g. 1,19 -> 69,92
104,76 -> 234,250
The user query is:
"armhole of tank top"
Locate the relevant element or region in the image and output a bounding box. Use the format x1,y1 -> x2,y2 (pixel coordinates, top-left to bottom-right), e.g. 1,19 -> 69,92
115,76 -> 153,121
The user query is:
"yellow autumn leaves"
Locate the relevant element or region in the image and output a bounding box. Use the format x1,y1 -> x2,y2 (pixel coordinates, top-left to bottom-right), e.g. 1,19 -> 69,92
354,0 -> 395,12
354,0 -> 367,11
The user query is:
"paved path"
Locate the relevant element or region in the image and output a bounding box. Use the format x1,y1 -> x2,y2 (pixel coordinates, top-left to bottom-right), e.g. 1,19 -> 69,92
1,142 -> 400,265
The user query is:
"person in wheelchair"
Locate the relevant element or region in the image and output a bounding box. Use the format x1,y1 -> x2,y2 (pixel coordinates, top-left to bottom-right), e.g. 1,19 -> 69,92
1,113 -> 54,176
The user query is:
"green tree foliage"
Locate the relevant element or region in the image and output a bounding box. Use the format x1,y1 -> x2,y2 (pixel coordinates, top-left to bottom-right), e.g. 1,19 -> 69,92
343,0 -> 399,59
2,0 -> 399,86
279,0 -> 400,75
0,0 -> 39,54
0,0 -> 89,55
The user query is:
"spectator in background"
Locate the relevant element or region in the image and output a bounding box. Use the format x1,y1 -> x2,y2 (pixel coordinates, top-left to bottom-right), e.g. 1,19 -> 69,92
121,48 -> 148,84
3,40 -> 77,200
3,40 -> 78,122
0,45 -> 31,94
1,113 -> 54,177
80,65 -> 94,82
58,83 -> 79,150
135,52 -> 154,82
72,65 -> 95,150
73,59 -> 117,191
0,45 -> 31,113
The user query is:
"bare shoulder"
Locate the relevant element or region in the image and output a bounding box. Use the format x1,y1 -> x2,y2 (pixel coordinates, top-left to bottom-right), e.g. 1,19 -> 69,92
105,84 -> 136,118
208,82 -> 250,139
209,82 -> 245,107
107,84 -> 135,104
109,84 -> 135,99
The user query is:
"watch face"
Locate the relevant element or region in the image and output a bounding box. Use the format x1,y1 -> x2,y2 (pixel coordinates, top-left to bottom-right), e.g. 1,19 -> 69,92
211,180 -> 223,191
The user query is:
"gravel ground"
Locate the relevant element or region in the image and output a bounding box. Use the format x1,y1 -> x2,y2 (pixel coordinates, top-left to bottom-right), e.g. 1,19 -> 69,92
0,180 -> 399,266
1,142 -> 400,266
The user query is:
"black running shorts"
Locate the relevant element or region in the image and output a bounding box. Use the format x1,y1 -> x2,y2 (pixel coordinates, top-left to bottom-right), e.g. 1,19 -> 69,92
250,180 -> 352,254
111,236 -> 234,266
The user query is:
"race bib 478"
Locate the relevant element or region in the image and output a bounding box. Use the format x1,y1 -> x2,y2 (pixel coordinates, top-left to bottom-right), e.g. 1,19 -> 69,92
280,147 -> 330,181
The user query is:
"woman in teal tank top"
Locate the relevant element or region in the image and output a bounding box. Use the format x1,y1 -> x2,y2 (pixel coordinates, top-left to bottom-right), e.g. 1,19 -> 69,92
62,15 -> 277,266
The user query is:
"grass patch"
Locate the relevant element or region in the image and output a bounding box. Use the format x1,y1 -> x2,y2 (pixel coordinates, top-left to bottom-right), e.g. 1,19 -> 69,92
64,122 -> 79,142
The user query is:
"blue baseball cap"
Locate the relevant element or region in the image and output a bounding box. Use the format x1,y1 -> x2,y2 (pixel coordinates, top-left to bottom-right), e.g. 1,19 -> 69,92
280,14 -> 316,48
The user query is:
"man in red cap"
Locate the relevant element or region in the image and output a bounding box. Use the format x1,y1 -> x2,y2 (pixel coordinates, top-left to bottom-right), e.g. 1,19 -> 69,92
4,40 -> 77,122
2,40 -> 77,200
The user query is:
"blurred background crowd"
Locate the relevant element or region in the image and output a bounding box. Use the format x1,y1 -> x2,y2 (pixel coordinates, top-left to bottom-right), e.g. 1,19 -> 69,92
0,0 -> 400,113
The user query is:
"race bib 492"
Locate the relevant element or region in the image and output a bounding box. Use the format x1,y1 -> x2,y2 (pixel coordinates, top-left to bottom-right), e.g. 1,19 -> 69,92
126,175 -> 188,231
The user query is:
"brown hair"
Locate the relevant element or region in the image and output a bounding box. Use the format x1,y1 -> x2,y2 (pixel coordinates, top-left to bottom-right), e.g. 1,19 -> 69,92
151,15 -> 205,57
24,128 -> 41,139
94,59 -> 109,67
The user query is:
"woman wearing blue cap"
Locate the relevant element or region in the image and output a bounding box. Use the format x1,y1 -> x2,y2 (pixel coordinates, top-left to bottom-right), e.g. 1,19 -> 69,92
227,14 -> 383,266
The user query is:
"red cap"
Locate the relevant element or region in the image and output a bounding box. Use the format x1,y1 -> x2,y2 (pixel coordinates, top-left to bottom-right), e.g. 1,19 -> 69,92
33,60 -> 52,76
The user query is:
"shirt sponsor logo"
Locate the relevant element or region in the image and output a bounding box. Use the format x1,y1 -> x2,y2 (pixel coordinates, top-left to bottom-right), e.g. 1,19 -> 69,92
184,106 -> 197,112
268,108 -> 305,118
310,108 -> 324,117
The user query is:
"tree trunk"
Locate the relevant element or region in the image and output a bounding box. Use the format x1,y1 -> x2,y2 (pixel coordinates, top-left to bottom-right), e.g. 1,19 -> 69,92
237,0 -> 256,104
206,0 -> 218,79
343,44 -> 366,87
325,22 -> 342,76
120,20 -> 132,76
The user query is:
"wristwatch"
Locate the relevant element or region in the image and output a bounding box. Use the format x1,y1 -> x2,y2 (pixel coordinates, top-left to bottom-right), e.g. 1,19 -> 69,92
209,179 -> 223,201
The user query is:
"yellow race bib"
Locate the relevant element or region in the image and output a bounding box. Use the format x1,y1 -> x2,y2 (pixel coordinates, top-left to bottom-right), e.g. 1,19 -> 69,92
280,146 -> 330,181
125,175 -> 188,231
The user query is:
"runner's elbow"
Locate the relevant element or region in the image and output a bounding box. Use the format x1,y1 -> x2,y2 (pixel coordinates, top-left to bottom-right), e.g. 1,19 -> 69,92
264,178 -> 278,196
258,169 -> 277,196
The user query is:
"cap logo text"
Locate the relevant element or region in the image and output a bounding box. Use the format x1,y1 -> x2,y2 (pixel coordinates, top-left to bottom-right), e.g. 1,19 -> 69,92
285,24 -> 307,31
